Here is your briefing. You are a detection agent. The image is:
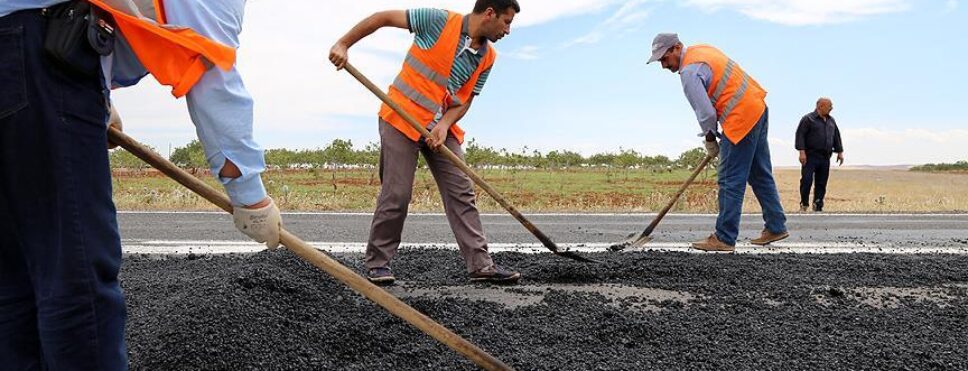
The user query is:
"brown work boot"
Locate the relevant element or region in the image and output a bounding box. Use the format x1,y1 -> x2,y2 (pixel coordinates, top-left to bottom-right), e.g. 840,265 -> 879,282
750,229 -> 790,246
691,234 -> 735,252
469,265 -> 521,284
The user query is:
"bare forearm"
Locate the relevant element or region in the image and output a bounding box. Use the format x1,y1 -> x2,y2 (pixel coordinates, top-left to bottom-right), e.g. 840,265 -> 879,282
438,99 -> 474,129
337,11 -> 406,48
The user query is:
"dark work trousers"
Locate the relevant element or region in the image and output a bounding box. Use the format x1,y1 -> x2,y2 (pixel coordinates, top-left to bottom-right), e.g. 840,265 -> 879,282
366,119 -> 494,273
799,152 -> 831,210
0,10 -> 127,371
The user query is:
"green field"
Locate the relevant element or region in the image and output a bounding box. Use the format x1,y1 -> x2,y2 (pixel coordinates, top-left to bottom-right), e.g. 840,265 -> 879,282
111,167 -> 968,213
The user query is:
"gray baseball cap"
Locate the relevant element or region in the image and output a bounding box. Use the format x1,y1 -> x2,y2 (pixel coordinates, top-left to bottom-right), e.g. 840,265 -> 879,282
647,33 -> 680,64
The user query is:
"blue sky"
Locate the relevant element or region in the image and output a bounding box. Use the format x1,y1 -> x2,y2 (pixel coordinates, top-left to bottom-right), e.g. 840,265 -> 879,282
111,0 -> 966,166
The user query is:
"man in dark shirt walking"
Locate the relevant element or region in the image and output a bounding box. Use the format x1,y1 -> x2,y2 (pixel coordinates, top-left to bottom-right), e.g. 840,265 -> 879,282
795,97 -> 844,212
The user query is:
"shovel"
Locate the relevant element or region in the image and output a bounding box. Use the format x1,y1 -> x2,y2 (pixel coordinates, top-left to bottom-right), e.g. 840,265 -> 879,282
342,62 -> 597,264
610,154 -> 714,251
107,128 -> 514,371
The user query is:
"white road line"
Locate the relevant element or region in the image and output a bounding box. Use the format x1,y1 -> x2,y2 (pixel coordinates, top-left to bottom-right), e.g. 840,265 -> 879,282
122,240 -> 968,256
117,211 -> 968,217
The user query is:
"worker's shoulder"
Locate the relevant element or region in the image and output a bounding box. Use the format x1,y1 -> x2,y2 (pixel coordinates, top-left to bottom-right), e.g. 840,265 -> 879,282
408,7 -> 450,20
688,44 -> 725,53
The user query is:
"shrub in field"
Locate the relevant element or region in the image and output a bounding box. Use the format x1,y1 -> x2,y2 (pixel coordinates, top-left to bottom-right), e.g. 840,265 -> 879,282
169,139 -> 207,172
911,161 -> 968,172
109,147 -> 154,171
676,147 -> 707,169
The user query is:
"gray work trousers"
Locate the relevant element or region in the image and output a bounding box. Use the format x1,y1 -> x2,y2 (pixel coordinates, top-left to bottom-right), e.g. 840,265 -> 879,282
365,120 -> 494,273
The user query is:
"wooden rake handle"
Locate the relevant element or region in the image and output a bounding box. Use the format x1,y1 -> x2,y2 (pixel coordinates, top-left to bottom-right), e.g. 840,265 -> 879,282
641,155 -> 714,237
107,127 -> 513,371
342,63 -> 564,254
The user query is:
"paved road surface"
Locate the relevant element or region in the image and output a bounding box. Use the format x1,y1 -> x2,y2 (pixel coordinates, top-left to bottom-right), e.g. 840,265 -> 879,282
118,212 -> 968,254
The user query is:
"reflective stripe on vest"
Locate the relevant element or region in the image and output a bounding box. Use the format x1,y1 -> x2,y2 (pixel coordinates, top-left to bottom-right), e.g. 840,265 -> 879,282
720,72 -> 749,122
98,0 -> 161,22
378,11 -> 496,144
403,54 -> 449,87
710,59 -> 735,102
681,45 -> 767,144
392,75 -> 441,114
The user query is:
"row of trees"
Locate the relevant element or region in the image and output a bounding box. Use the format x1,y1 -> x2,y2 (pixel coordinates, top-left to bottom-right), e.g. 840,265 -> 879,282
911,161 -> 968,172
110,138 -> 710,170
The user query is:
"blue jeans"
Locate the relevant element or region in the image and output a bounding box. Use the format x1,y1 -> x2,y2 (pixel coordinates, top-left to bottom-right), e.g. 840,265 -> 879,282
715,108 -> 787,245
0,10 -> 127,371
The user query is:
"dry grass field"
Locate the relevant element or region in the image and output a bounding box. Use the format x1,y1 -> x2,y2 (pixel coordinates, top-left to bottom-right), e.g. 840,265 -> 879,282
764,168 -> 968,213
110,167 -> 968,213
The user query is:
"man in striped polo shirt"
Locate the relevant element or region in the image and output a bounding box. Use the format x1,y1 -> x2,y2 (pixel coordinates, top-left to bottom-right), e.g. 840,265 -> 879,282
329,0 -> 521,285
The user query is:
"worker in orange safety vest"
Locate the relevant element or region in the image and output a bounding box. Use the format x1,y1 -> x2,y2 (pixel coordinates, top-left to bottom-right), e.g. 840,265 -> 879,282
328,0 -> 522,286
647,33 -> 790,252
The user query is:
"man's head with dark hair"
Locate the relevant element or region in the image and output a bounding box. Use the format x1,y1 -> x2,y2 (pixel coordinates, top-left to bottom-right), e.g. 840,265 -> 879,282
471,0 -> 520,43
473,0 -> 521,14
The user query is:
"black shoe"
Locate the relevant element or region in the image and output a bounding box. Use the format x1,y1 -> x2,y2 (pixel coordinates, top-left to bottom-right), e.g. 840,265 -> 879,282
367,267 -> 395,285
469,265 -> 521,284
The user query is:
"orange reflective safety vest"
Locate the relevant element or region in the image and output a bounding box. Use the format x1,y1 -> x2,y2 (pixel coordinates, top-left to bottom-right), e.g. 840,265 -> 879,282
87,0 -> 236,97
682,45 -> 767,144
379,11 -> 496,144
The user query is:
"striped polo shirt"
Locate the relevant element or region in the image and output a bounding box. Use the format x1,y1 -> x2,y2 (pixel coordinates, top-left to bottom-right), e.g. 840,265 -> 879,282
407,8 -> 492,98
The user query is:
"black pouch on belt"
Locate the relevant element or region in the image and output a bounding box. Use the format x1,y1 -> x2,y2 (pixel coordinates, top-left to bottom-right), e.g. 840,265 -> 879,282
43,0 -> 116,77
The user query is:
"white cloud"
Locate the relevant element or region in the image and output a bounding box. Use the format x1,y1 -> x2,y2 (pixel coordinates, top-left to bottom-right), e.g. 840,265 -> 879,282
683,0 -> 911,26
563,0 -> 651,47
504,45 -> 542,60
508,0 -> 628,27
946,0 -> 959,11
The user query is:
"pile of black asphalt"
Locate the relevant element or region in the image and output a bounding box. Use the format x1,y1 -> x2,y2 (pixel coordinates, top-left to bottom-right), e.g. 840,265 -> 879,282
122,249 -> 968,370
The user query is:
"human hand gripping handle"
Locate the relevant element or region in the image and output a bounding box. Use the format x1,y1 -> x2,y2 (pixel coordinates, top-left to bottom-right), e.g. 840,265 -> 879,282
704,133 -> 720,158
329,42 -> 348,70
232,198 -> 283,250
107,105 -> 123,149
426,122 -> 451,151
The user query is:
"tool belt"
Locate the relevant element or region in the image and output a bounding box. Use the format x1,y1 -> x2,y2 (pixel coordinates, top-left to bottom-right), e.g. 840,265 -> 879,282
43,0 -> 116,77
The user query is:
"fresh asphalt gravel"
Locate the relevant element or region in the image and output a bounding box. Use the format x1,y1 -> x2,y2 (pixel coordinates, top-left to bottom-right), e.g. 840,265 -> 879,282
122,249 -> 968,370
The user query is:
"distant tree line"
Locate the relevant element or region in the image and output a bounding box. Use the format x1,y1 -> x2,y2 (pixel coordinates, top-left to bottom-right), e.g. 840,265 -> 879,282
910,161 -> 968,172
110,138 -> 710,171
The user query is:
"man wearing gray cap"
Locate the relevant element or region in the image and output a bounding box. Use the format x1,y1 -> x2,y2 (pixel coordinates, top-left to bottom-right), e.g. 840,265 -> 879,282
647,33 -> 789,252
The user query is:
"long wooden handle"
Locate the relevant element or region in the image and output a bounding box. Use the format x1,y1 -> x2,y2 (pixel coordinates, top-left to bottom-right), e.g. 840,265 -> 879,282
342,63 -> 562,253
641,155 -> 713,237
107,128 -> 513,371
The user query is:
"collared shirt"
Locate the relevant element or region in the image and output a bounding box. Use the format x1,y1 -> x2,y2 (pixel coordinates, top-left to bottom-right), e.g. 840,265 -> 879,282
408,8 -> 493,129
677,46 -> 718,137
0,1 -> 66,17
795,111 -> 843,154
407,8 -> 491,98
